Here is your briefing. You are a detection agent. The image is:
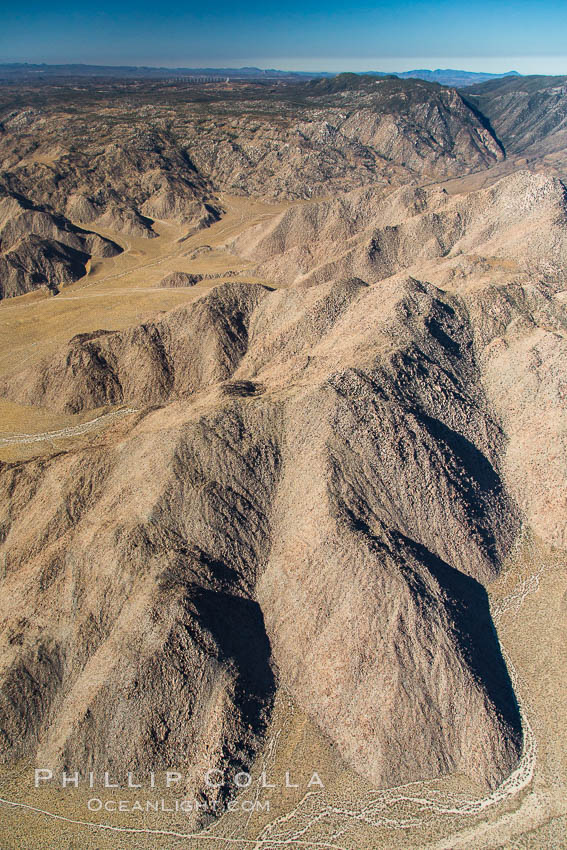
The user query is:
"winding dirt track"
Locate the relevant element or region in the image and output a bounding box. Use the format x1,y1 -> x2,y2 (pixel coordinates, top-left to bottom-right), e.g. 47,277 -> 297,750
0,554 -> 545,850
0,408 -> 138,446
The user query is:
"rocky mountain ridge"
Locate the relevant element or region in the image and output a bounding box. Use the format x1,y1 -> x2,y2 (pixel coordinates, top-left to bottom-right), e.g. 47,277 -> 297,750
0,76 -> 507,297
229,170 -> 567,288
1,76 -> 567,843
0,188 -> 122,298
2,168 -> 567,807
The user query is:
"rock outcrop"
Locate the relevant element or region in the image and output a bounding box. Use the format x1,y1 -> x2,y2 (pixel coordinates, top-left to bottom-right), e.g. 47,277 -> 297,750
0,189 -> 121,298
158,271 -> 203,288
229,171 -> 567,290
2,82 -> 567,822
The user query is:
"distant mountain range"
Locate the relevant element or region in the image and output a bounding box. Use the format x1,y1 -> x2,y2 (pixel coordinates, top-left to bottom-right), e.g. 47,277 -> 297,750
378,68 -> 521,87
0,63 -> 520,87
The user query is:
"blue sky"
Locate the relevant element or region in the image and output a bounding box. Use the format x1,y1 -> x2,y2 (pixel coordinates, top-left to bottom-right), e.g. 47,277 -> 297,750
2,0 -> 567,74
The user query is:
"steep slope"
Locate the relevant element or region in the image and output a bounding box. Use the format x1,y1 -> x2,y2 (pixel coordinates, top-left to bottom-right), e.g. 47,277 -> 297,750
460,75 -> 567,185
229,171 -> 567,288
2,158 -> 567,824
0,189 -> 121,298
0,397 -> 281,818
0,263 -> 541,797
462,74 -> 567,154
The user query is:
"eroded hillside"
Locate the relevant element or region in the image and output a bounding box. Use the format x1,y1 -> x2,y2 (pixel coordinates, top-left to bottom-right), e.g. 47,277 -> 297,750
0,75 -> 507,298
0,77 -> 566,850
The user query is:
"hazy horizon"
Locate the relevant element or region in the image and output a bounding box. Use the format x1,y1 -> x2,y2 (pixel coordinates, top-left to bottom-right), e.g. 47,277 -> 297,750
3,58 -> 567,77
3,1 -> 567,77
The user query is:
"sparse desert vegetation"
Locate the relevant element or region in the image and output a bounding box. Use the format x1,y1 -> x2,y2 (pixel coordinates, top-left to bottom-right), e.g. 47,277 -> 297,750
0,72 -> 566,850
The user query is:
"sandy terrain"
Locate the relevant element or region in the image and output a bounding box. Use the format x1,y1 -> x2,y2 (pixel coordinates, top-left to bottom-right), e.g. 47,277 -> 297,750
0,193 -> 292,449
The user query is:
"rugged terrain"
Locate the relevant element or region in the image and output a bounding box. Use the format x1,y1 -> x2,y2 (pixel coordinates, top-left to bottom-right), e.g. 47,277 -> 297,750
0,76 -> 566,850
0,74 -> 506,296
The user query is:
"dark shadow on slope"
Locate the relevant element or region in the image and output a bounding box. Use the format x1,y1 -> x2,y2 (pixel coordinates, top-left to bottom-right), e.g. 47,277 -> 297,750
425,315 -> 463,359
187,587 -> 276,749
458,94 -> 506,157
395,530 -> 523,745
417,412 -> 501,491
415,410 -> 510,561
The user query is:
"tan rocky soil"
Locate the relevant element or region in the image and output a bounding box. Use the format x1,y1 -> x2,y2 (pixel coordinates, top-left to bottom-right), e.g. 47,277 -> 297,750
0,189 -> 122,298
158,271 -> 204,288
0,78 -> 566,850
